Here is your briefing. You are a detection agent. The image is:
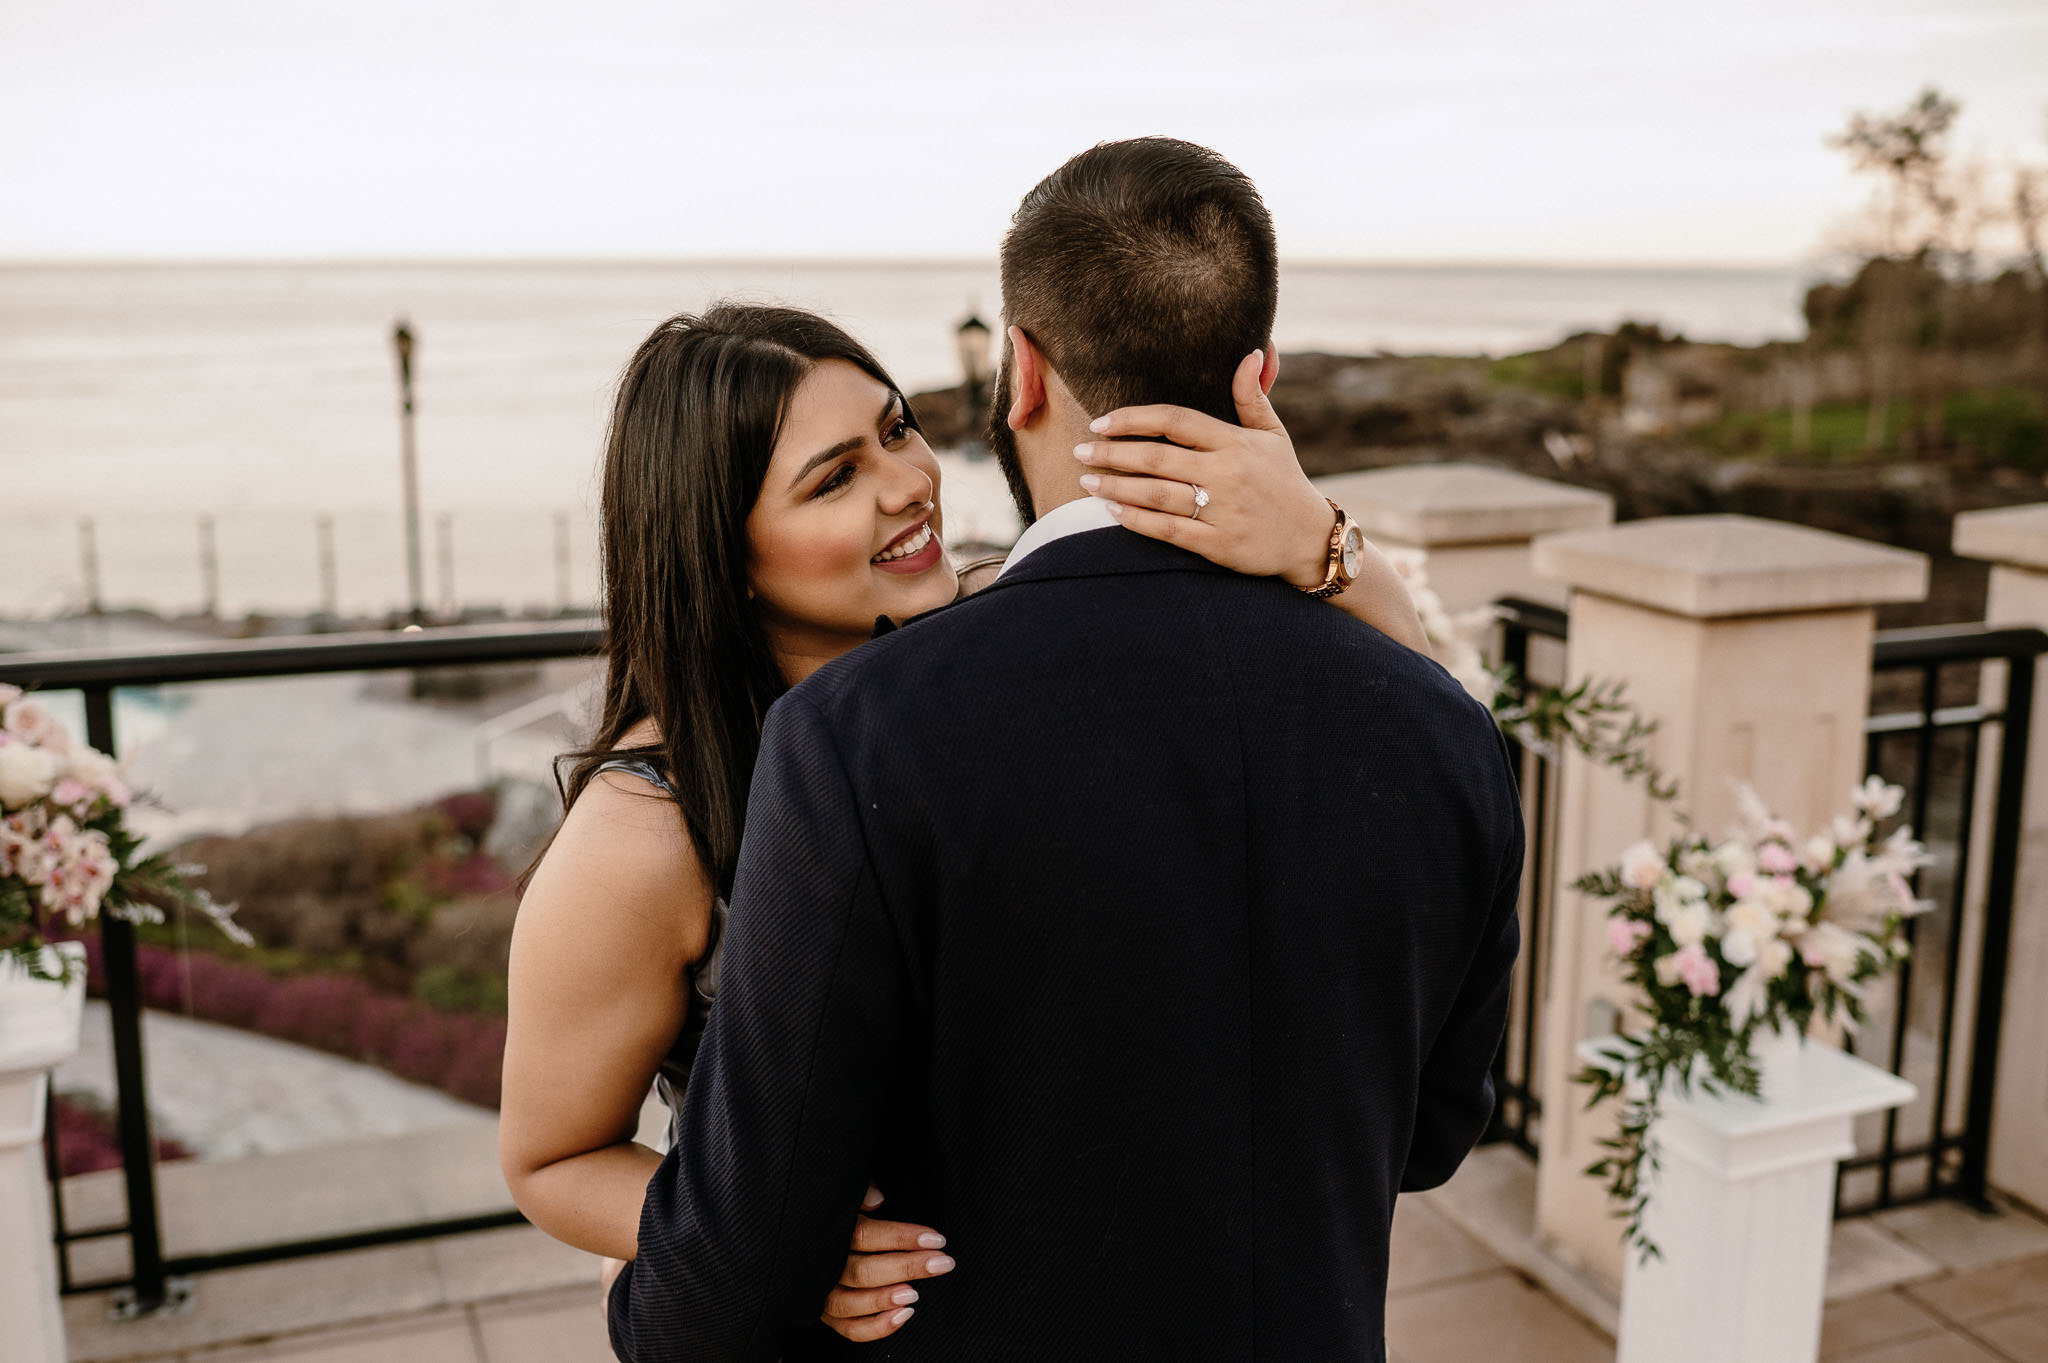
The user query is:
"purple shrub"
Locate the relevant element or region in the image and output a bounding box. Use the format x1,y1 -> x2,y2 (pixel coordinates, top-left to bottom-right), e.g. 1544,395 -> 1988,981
438,1018 -> 507,1108
50,1094 -> 191,1178
350,994 -> 416,1064
415,849 -> 515,900
255,975 -> 376,1055
435,790 -> 498,844
180,953 -> 272,1029
134,944 -> 190,1011
385,1007 -> 460,1088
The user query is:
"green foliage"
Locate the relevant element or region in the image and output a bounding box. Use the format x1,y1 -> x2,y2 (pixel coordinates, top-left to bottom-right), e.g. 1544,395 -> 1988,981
1943,388 -> 2048,467
1487,349 -> 1587,402
1493,673 -> 1679,803
1695,402 -> 1906,463
413,962 -> 509,1015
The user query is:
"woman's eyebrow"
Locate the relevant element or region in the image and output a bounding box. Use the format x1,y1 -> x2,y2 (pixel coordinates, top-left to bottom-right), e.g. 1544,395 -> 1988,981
789,435 -> 864,491
786,394 -> 900,491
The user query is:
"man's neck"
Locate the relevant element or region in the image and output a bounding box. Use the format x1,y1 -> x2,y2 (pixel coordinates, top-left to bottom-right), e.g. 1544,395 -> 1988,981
1017,419 -> 1096,522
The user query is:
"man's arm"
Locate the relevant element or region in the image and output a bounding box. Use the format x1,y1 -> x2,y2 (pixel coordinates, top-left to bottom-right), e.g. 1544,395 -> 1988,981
608,694 -> 914,1363
1401,730 -> 1526,1193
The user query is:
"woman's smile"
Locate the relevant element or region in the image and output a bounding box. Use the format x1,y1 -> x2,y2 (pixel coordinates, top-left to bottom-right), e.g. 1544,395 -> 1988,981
872,519 -> 943,574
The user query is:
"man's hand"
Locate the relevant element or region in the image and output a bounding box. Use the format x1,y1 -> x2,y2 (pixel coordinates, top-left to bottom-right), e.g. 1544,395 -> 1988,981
819,1184 -> 957,1343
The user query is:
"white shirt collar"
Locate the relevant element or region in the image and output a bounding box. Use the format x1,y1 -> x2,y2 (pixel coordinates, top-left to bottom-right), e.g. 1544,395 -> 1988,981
998,496 -> 1121,578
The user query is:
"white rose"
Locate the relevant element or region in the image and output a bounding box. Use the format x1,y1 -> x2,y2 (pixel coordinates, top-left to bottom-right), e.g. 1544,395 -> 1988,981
1727,897 -> 1780,941
1618,840 -> 1667,891
1665,900 -> 1713,948
1756,936 -> 1795,978
1802,835 -> 1837,875
1712,839 -> 1757,880
0,743 -> 59,809
2,699 -> 72,753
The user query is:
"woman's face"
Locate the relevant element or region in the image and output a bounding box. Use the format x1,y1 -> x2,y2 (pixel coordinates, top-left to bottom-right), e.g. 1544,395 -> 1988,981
747,359 -> 958,679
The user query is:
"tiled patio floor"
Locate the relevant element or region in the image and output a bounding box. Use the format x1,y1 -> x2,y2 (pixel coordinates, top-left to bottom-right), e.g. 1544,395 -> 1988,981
60,1153 -> 2048,1362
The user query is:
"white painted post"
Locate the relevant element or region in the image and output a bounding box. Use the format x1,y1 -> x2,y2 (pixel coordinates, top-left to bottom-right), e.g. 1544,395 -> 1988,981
1609,1043 -> 1914,1363
1313,463 -> 1614,615
1529,515 -> 1928,1292
1952,503 -> 2048,1212
0,945 -> 88,1363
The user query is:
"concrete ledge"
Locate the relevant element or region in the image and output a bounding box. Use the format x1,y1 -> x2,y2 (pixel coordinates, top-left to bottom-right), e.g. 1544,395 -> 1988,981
1955,503 -> 2048,571
1533,515 -> 1929,618
1315,463 -> 1614,547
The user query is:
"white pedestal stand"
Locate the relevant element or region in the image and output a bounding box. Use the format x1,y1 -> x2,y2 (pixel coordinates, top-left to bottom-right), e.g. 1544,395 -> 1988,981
1593,1038 -> 1915,1363
0,944 -> 89,1363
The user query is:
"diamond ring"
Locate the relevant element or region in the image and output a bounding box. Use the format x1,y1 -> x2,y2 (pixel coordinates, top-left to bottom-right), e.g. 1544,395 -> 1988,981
1190,483 -> 1210,520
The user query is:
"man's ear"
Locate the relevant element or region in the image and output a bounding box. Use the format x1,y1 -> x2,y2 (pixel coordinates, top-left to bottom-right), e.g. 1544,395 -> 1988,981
1006,326 -> 1048,431
1259,345 -> 1279,396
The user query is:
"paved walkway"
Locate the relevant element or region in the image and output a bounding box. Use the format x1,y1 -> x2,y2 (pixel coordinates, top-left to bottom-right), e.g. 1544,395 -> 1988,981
58,1003 -> 489,1161
64,1162 -> 2048,1363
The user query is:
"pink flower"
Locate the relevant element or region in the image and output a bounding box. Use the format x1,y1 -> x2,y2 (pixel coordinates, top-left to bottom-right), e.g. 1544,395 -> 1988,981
1757,842 -> 1799,874
50,778 -> 92,811
1672,942 -> 1721,997
1607,918 -> 1653,956
1726,872 -> 1757,899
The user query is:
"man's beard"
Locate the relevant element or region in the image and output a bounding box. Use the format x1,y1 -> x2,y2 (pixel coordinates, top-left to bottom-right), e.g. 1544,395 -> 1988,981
986,354 -> 1036,529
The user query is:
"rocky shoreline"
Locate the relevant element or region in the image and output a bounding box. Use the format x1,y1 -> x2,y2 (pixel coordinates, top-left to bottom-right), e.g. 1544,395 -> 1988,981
912,343 -> 2048,629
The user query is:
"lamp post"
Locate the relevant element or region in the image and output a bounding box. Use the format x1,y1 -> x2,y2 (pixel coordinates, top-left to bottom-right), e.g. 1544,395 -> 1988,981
955,309 -> 992,459
391,317 -> 425,625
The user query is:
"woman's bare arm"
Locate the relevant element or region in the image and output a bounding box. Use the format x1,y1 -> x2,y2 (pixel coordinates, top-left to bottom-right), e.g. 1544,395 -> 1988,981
500,771 -> 709,1261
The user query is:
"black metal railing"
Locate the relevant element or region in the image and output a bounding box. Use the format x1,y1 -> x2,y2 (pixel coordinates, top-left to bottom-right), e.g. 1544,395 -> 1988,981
0,618 -> 603,1314
1470,603 -> 2045,1220
1836,623 -> 2046,1216
1483,596 -> 1570,1156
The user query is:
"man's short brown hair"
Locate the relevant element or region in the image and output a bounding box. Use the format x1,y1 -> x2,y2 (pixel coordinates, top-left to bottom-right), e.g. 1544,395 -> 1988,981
1000,137 -> 1279,424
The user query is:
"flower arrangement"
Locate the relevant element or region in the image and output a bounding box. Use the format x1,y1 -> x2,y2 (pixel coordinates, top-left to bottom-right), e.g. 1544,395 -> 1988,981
1390,548 -> 1676,801
0,684 -> 248,986
1572,776 -> 1929,1259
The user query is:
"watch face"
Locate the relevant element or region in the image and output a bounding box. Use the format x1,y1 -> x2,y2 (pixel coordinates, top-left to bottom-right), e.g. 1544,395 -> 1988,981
1340,524 -> 1366,579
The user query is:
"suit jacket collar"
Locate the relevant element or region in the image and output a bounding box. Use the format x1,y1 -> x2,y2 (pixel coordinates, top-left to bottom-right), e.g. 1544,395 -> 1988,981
975,524 -> 1230,596
872,527 -> 1224,638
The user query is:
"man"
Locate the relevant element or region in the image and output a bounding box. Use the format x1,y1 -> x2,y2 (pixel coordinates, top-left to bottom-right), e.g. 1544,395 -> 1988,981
609,137 -> 1523,1362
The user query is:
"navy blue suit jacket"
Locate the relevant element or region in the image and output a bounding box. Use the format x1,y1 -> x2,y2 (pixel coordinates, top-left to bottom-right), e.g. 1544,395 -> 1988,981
609,526 -> 1524,1362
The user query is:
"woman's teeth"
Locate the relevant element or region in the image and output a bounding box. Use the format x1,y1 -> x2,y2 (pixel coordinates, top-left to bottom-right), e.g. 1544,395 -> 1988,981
873,523 -> 933,563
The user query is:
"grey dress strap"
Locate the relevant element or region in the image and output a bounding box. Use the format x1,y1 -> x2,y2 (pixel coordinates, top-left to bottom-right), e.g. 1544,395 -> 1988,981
591,756 -> 726,1150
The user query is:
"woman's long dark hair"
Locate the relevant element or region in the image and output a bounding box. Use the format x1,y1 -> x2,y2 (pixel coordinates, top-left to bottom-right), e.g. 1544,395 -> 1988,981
546,304 -> 917,894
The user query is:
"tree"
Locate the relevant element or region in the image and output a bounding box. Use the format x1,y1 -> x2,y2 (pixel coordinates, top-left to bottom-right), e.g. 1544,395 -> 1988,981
1829,87 -> 1963,451
1830,87 -> 1962,258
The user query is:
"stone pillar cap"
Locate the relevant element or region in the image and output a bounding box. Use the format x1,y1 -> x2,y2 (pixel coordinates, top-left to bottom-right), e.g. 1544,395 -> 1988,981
1313,463 -> 1614,547
1533,514 -> 1929,618
1954,503 -> 2048,570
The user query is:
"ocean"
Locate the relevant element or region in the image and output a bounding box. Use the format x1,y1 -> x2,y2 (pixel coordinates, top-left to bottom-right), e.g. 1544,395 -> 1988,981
0,260 -> 1808,619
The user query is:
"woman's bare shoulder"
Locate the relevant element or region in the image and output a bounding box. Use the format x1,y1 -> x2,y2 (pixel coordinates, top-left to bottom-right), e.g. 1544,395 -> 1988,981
955,553 -> 1007,598
518,768 -> 714,968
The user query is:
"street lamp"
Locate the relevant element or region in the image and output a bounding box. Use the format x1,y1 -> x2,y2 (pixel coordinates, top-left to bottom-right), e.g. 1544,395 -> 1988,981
391,317 -> 425,625
955,309 -> 992,458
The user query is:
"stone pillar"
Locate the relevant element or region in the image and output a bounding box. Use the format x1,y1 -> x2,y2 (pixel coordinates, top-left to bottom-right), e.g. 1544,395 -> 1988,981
1529,514 -> 1928,1291
1953,503 -> 2048,1212
1607,1040 -> 1915,1363
1314,463 -> 1613,615
0,947 -> 88,1363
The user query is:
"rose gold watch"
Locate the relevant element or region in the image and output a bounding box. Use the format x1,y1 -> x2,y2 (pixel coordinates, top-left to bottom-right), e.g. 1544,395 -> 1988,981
1302,499 -> 1365,600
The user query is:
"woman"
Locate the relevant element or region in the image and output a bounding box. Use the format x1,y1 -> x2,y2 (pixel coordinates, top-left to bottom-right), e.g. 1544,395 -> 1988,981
499,305 -> 1427,1344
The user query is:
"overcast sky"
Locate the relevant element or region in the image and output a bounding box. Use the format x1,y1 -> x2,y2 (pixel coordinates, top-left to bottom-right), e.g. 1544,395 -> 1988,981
5,0 -> 2044,264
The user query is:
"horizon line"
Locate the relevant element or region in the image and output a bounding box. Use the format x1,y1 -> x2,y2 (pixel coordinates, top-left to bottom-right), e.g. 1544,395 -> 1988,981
0,252 -> 1821,274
